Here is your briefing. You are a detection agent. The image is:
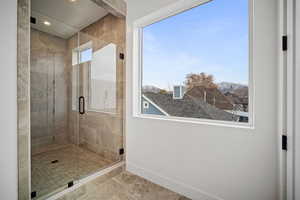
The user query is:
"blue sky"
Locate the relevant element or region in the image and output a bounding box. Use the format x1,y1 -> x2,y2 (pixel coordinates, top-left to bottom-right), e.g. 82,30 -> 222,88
142,0 -> 249,90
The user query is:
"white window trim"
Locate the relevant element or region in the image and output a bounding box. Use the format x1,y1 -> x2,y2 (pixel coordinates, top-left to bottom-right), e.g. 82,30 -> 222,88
132,0 -> 254,129
143,101 -> 149,109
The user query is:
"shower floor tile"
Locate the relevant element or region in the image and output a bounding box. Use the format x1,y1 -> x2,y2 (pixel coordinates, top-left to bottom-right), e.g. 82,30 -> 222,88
31,144 -> 114,199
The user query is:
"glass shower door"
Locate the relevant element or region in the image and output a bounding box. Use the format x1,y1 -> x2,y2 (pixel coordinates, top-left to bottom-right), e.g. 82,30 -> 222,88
74,31 -> 124,180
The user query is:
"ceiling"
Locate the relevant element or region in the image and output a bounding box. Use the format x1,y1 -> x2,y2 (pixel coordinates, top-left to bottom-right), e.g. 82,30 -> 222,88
31,0 -> 108,39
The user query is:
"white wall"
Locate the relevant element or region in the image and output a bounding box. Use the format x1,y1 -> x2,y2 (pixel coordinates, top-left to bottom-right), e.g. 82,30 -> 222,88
126,0 -> 279,200
294,0 -> 300,199
0,0 -> 18,199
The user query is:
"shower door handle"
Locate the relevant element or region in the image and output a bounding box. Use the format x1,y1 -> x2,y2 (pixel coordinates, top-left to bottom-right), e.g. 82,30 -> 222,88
79,96 -> 85,115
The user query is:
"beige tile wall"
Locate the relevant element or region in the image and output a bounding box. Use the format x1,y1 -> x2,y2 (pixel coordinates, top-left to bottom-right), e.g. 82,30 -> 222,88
17,0 -> 31,199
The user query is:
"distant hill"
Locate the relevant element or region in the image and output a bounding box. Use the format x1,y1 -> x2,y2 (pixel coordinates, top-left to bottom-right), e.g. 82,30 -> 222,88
142,85 -> 163,93
218,82 -> 248,96
143,83 -> 248,97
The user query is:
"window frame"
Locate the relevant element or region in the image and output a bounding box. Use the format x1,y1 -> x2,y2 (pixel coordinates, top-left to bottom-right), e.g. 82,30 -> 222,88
143,101 -> 149,109
132,0 -> 254,129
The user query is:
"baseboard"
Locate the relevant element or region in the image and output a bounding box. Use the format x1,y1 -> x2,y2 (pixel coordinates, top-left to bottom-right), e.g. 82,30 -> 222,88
126,162 -> 224,200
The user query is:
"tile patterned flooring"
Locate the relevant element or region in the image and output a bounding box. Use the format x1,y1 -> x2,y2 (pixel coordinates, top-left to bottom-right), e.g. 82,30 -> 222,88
31,144 -> 114,199
59,170 -> 191,200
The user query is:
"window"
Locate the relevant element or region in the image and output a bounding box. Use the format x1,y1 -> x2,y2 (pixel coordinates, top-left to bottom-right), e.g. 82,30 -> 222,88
88,43 -> 117,113
173,85 -> 185,99
71,42 -> 93,111
80,48 -> 92,63
143,101 -> 149,109
135,0 -> 251,125
72,43 -> 117,113
72,42 -> 92,66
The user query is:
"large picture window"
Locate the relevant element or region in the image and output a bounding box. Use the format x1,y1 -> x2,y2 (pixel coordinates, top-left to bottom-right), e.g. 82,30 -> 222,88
136,0 -> 251,125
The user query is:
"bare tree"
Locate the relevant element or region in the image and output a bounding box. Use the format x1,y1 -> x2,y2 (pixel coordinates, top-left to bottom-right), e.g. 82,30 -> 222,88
185,72 -> 218,90
159,89 -> 168,94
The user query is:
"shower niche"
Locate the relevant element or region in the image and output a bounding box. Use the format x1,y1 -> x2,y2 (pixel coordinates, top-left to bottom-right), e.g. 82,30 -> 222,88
30,0 -> 125,198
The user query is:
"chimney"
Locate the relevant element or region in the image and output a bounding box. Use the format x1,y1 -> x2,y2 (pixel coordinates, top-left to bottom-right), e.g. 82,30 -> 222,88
173,85 -> 185,99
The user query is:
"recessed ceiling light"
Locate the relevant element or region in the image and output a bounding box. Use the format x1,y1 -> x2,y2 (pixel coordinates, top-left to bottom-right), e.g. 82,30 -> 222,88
43,21 -> 51,26
69,0 -> 77,2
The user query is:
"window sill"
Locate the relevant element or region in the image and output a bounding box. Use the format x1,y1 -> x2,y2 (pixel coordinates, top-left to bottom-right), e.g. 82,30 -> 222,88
133,113 -> 254,130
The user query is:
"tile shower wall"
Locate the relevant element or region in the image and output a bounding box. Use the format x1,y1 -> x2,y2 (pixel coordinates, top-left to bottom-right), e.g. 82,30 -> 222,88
67,14 -> 125,162
18,0 -> 31,198
31,29 -> 69,150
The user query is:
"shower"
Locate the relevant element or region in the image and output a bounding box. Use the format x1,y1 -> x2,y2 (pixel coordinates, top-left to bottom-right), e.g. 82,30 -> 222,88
29,0 -> 125,198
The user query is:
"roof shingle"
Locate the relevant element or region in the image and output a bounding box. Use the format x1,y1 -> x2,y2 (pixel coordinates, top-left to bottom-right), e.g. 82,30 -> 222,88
143,92 -> 238,121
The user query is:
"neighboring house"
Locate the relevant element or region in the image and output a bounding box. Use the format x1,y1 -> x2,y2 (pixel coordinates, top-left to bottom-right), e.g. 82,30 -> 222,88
224,92 -> 248,112
185,86 -> 234,110
226,110 -> 249,123
142,92 -> 238,122
141,94 -> 167,116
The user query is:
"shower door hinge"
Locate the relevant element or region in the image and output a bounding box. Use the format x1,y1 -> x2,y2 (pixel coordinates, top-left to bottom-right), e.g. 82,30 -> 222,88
119,148 -> 124,155
30,17 -> 36,24
119,53 -> 125,60
31,191 -> 37,199
282,35 -> 288,51
68,181 -> 74,188
282,135 -> 287,151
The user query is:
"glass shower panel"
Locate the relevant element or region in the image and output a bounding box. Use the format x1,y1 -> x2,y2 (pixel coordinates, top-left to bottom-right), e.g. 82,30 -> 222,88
30,50 -> 55,153
74,31 -> 124,180
30,28 -> 80,199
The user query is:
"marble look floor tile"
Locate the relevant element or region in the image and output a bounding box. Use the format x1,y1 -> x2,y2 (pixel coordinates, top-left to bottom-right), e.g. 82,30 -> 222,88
60,171 -> 191,200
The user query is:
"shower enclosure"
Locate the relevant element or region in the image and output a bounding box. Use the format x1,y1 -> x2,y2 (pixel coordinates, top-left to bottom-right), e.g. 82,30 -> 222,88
30,1 -> 125,198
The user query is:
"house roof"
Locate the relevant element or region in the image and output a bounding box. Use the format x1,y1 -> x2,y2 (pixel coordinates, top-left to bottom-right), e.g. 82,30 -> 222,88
224,92 -> 248,105
224,92 -> 242,104
185,86 -> 234,110
143,92 -> 238,121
